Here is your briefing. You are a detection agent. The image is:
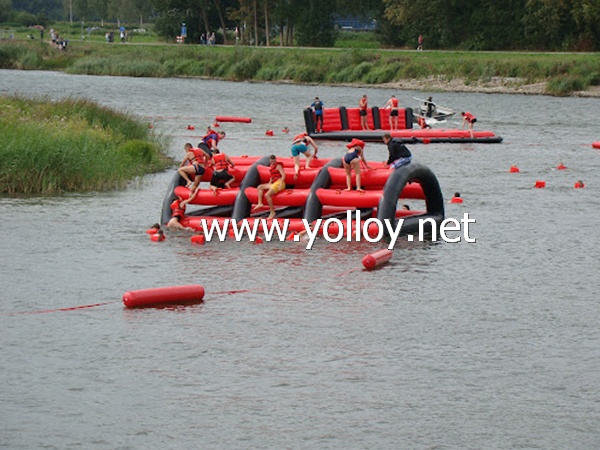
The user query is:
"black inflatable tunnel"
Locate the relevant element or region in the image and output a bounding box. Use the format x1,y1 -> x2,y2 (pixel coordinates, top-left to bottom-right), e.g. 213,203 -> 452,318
377,163 -> 445,236
231,156 -> 272,221
303,158 -> 344,223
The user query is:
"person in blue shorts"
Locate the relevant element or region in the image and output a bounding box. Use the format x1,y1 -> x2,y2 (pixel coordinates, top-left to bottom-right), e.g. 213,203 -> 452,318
291,133 -> 318,178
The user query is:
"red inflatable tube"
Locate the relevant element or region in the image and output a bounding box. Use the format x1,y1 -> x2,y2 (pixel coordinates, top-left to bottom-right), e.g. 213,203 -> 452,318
174,186 -> 239,205
244,187 -> 310,207
123,285 -> 205,308
316,188 -> 382,208
256,165 -> 320,187
362,249 -> 393,270
215,116 -> 252,123
593,142 -> 600,149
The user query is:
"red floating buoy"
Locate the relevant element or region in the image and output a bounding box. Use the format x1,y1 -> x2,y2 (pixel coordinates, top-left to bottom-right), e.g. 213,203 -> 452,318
534,180 -> 546,188
592,142 -> 600,149
187,125 -> 195,130
265,130 -> 274,136
123,284 -> 205,308
509,165 -> 520,173
191,235 -> 205,245
212,122 -> 220,128
253,236 -> 264,244
215,116 -> 252,123
362,249 -> 393,270
556,163 -> 567,170
574,180 -> 585,189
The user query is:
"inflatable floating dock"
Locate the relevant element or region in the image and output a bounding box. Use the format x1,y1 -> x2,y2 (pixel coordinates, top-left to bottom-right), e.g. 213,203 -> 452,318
303,106 -> 503,144
161,155 -> 445,239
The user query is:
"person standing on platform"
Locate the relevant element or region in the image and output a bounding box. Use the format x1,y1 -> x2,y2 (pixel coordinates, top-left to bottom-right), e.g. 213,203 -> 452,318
461,111 -> 477,137
309,97 -> 324,133
383,95 -> 400,130
359,95 -> 369,130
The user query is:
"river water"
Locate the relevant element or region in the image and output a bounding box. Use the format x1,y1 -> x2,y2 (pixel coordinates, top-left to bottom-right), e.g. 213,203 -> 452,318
1,70 -> 599,449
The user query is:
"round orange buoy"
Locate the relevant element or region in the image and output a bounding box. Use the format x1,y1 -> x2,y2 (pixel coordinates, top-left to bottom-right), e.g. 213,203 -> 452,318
556,163 -> 567,170
265,130 -> 274,136
123,284 -> 205,308
534,180 -> 546,188
187,125 -> 195,130
191,235 -> 205,245
422,138 -> 431,144
509,165 -> 520,173
150,232 -> 165,242
362,249 -> 393,270
574,180 -> 585,189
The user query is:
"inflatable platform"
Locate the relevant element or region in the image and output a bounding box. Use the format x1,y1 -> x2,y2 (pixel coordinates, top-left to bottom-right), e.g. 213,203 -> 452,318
303,106 -> 503,144
161,155 -> 445,240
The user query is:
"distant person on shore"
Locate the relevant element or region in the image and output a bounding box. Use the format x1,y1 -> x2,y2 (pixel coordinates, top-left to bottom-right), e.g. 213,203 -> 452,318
383,94 -> 400,130
461,111 -> 477,137
309,97 -> 324,133
382,133 -> 412,169
253,155 -> 286,219
209,148 -> 236,194
291,133 -> 318,178
417,34 -> 423,51
359,95 -> 369,130
178,143 -> 209,188
343,138 -> 371,191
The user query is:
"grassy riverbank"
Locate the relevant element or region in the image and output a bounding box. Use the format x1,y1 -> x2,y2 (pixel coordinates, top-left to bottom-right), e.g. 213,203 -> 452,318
1,40 -> 599,96
0,96 -> 172,194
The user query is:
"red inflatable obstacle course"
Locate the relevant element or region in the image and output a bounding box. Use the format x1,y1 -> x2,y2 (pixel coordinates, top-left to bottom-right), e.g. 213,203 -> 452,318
215,116 -> 252,123
123,285 -> 205,308
362,249 -> 393,270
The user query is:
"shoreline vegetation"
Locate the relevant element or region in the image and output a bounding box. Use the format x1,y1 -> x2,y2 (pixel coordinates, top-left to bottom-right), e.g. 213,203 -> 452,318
1,40 -> 599,97
0,96 -> 172,194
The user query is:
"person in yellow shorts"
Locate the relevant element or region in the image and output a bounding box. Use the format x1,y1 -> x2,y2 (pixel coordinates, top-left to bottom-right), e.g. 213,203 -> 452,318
253,155 -> 286,219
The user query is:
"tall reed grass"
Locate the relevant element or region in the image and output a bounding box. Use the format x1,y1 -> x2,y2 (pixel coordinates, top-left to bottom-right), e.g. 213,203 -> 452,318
0,96 -> 172,194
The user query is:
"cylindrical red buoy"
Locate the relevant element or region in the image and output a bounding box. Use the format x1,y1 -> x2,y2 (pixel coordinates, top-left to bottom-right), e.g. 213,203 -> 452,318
254,236 -> 264,244
191,235 -> 205,245
556,163 -> 567,170
592,142 -> 600,149
123,285 -> 205,308
265,130 -> 274,136
534,180 -> 546,188
362,249 -> 393,270
574,180 -> 585,189
509,165 -> 520,173
187,125 -> 195,130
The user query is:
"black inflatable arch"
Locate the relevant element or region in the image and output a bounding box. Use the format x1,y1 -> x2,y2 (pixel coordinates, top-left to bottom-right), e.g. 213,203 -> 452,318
377,163 -> 445,236
303,158 -> 344,223
232,156 -> 271,221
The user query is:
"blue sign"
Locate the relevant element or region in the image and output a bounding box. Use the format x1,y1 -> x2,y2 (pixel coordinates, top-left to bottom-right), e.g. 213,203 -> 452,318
181,25 -> 187,37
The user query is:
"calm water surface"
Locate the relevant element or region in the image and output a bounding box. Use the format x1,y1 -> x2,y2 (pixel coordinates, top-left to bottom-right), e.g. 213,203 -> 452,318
1,70 -> 599,449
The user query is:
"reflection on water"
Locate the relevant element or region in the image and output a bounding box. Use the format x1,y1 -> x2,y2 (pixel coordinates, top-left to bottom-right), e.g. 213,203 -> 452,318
1,70 -> 599,450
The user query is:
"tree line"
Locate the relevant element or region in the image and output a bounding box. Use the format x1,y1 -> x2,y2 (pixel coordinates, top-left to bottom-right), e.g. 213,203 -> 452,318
5,0 -> 599,51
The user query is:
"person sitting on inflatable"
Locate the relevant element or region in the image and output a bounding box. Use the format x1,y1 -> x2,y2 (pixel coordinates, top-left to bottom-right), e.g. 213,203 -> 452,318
343,138 -> 371,191
208,148 -> 236,195
253,154 -> 286,219
461,111 -> 477,138
199,129 -> 226,156
178,143 -> 209,188
291,132 -> 318,179
382,133 -> 412,170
